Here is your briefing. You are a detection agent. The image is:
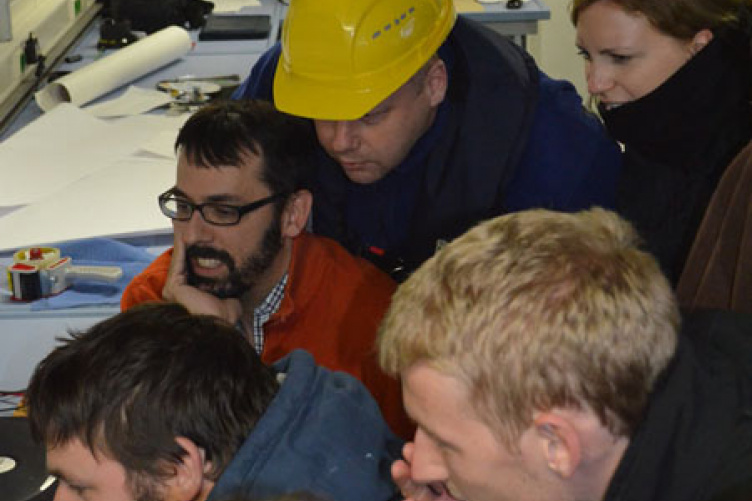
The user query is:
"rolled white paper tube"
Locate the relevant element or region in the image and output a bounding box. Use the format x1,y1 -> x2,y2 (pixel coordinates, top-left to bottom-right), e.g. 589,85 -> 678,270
35,26 -> 192,112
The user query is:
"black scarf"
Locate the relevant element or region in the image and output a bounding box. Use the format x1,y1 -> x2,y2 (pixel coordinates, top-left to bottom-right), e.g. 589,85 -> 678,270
601,27 -> 752,171
601,27 -> 752,284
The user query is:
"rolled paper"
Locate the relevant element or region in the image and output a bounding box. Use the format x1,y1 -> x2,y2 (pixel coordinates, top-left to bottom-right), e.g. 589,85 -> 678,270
35,26 -> 192,111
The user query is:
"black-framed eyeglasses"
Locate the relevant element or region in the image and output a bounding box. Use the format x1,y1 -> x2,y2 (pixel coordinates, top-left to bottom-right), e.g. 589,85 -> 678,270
158,190 -> 287,226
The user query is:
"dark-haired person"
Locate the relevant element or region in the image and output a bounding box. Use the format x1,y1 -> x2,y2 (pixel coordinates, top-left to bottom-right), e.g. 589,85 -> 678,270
121,100 -> 411,438
27,303 -> 402,501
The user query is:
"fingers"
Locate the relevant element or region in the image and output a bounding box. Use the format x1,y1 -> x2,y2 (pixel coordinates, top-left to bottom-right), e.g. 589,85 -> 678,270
221,298 -> 243,325
392,459 -> 424,501
392,443 -> 443,501
161,243 -> 243,324
163,240 -> 189,302
403,441 -> 415,463
168,238 -> 187,280
392,458 -> 412,487
392,442 -> 457,501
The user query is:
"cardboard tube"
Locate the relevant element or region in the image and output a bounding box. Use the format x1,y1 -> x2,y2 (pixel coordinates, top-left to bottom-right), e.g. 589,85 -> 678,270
35,26 -> 192,111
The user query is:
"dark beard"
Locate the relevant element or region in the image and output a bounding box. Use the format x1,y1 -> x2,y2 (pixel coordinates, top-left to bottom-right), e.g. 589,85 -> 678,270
185,218 -> 283,299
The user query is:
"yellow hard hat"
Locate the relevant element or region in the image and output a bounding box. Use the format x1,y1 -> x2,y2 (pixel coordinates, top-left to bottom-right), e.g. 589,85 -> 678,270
273,0 -> 457,120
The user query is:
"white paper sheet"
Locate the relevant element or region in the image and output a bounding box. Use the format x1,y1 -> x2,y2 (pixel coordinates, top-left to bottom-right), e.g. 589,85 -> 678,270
35,26 -> 192,112
0,157 -> 176,252
212,0 -> 261,12
115,113 -> 190,159
139,130 -> 183,159
84,86 -> 174,118
0,104 -> 124,207
0,104 -> 186,207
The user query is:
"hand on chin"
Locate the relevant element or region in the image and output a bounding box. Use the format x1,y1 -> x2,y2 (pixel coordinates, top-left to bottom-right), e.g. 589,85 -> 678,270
392,443 -> 463,501
164,282 -> 243,325
164,244 -> 243,324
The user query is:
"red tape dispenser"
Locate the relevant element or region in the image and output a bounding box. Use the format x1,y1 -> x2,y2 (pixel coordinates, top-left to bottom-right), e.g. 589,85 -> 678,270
7,247 -> 123,301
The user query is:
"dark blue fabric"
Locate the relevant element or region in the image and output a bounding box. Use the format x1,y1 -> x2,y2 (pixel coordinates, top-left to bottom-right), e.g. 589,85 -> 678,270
505,73 -> 621,212
207,350 -> 403,501
232,18 -> 622,277
231,44 -> 278,101
343,92 -> 450,252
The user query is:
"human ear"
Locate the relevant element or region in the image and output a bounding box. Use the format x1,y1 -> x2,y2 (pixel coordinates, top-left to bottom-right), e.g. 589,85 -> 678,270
533,413 -> 581,478
425,58 -> 448,107
690,29 -> 713,54
162,436 -> 214,501
280,190 -> 312,238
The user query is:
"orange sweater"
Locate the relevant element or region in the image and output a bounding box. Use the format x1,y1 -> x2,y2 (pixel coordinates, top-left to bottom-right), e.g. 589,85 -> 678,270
121,232 -> 413,439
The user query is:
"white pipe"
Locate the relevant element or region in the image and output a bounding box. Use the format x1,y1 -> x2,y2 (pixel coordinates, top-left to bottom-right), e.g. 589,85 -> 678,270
0,0 -> 11,42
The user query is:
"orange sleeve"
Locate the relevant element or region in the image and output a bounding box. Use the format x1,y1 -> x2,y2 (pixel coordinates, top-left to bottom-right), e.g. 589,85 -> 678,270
120,249 -> 173,311
351,262 -> 415,440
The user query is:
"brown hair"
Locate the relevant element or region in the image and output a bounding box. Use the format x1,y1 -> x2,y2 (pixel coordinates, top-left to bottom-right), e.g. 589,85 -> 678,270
571,0 -> 747,40
27,303 -> 279,489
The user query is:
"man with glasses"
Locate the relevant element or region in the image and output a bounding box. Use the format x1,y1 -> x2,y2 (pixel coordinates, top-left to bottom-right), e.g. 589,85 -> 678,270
121,99 -> 411,438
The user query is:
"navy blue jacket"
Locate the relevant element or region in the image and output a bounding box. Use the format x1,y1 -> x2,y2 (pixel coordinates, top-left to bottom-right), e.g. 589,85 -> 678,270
207,350 -> 403,501
233,17 -> 622,278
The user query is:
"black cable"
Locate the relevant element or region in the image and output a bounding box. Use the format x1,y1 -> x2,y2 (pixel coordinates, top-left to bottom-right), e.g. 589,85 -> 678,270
34,55 -> 47,80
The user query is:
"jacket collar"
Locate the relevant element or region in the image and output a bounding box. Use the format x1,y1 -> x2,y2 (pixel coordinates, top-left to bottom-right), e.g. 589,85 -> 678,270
604,329 -> 752,501
600,28 -> 752,170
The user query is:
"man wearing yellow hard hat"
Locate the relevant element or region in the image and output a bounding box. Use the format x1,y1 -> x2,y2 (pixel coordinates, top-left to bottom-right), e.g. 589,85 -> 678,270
232,0 -> 622,279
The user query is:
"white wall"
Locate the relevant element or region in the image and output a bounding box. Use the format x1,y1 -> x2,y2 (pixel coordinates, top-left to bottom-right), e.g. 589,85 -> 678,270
527,0 -> 588,99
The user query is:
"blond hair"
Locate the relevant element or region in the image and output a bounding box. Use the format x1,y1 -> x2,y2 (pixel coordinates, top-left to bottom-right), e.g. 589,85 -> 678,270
378,208 -> 679,446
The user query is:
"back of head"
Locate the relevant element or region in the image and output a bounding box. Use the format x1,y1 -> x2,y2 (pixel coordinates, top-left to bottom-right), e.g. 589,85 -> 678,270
175,99 -> 316,203
379,208 -> 679,446
26,302 -> 279,482
273,0 -> 456,120
571,0 -> 749,39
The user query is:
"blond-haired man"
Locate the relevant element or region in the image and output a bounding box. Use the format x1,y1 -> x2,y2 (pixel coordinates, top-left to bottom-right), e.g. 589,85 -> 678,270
378,208 -> 752,501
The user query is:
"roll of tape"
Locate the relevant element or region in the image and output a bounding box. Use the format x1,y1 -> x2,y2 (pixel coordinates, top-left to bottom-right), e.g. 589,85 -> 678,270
13,247 -> 60,268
